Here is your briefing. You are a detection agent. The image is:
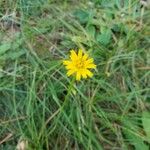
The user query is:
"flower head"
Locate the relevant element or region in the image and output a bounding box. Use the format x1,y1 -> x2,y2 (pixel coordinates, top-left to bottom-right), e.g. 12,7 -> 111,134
63,49 -> 96,81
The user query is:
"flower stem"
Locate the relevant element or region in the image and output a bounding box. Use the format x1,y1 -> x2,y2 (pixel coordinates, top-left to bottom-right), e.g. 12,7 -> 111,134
61,77 -> 76,110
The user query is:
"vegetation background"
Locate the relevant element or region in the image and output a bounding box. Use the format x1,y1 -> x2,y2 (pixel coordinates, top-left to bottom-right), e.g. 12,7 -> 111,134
0,0 -> 149,149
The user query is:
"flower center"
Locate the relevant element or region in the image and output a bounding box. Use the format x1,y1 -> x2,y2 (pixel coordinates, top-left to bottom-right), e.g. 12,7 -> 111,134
76,59 -> 84,69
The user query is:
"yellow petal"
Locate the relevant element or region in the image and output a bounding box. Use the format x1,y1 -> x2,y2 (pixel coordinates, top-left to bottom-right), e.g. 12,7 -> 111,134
76,72 -> 81,80
82,53 -> 89,61
85,58 -> 94,64
81,70 -> 87,78
78,49 -> 83,59
63,60 -> 71,65
67,69 -> 76,76
85,70 -> 93,77
66,63 -> 75,69
70,50 -> 78,61
86,64 -> 96,69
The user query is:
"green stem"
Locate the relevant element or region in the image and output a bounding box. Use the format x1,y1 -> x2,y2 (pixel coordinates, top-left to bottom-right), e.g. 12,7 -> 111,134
61,77 -> 76,110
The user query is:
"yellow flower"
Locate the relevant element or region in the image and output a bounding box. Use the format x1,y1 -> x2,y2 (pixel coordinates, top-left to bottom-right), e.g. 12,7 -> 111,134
63,49 -> 96,81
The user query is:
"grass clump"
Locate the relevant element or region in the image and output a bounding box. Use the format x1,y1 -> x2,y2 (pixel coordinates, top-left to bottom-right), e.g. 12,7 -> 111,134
0,0 -> 150,149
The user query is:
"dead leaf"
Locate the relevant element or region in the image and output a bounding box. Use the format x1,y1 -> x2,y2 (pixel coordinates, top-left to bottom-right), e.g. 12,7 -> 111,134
16,139 -> 28,150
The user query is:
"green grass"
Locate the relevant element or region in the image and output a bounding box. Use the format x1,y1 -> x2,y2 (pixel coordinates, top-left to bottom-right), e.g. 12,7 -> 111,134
0,0 -> 150,149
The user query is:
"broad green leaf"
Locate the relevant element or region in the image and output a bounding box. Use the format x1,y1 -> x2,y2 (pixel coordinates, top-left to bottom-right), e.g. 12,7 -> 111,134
96,29 -> 111,46
0,42 -> 11,55
112,24 -> 121,32
86,25 -> 96,38
10,50 -> 26,60
125,131 -> 149,150
74,10 -> 90,24
142,111 -> 150,141
123,118 -> 149,150
12,38 -> 23,49
0,49 -> 25,60
101,0 -> 116,8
